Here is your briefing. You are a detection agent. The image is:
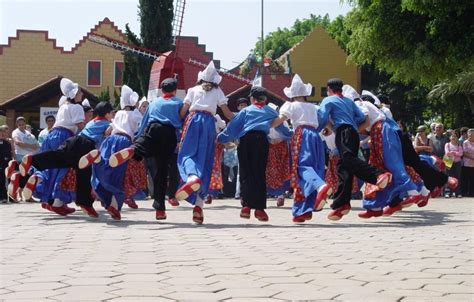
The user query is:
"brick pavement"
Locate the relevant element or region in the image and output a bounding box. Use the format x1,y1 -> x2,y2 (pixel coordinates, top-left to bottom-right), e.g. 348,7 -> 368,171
0,198 -> 473,301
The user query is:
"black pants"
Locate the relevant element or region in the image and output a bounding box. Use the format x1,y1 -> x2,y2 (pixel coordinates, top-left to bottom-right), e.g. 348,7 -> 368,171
398,132 -> 447,190
133,122 -> 177,211
167,152 -> 179,199
0,164 -> 6,200
31,135 -> 96,207
238,131 -> 269,210
332,125 -> 382,209
461,166 -> 474,197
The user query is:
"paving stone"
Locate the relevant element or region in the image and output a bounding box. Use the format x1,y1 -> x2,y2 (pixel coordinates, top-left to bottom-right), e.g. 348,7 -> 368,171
108,297 -> 174,301
335,293 -> 403,301
215,287 -> 281,298
162,291 -> 231,300
273,290 -> 339,300
6,282 -> 69,291
0,290 -> 59,299
423,284 -> 474,293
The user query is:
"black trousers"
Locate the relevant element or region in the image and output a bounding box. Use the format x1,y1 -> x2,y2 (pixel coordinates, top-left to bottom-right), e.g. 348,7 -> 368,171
133,122 -> 177,211
166,152 -> 179,199
238,131 -> 269,210
397,132 -> 447,190
461,166 -> 474,197
0,166 -> 6,200
31,135 -> 95,206
332,125 -> 382,209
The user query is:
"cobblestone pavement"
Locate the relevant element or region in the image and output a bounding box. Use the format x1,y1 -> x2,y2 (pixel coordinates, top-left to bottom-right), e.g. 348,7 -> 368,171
0,197 -> 473,301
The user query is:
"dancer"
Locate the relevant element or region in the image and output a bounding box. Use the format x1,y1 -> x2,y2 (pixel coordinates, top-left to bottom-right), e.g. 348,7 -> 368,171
352,90 -> 424,218
266,124 -> 291,207
108,78 -> 184,220
15,78 -> 85,214
218,86 -> 291,221
175,62 -> 234,224
20,101 -> 114,216
317,78 -> 391,221
92,85 -> 143,220
272,74 -> 331,222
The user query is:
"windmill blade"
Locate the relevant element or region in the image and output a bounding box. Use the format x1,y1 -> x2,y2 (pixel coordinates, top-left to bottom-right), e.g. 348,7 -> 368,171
187,59 -> 252,84
88,33 -> 165,61
172,0 -> 186,47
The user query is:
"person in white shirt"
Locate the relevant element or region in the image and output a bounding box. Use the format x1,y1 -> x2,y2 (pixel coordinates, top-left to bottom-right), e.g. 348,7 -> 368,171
174,61 -> 234,224
91,85 -> 145,221
271,74 -> 332,223
16,77 -> 85,214
38,115 -> 56,146
11,117 -> 39,163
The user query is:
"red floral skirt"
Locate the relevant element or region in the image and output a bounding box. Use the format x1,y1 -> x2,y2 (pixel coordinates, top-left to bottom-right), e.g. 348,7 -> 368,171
325,154 -> 359,195
266,141 -> 290,190
123,159 -> 147,199
209,143 -> 224,190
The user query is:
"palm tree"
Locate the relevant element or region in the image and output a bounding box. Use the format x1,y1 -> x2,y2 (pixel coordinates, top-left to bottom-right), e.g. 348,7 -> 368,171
428,69 -> 474,114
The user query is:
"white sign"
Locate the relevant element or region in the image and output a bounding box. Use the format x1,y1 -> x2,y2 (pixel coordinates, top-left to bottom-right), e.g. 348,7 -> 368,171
39,107 -> 59,129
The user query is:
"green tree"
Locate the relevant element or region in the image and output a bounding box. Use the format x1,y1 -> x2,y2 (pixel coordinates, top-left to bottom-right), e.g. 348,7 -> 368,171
253,14 -> 331,59
98,88 -> 111,103
344,0 -> 474,86
123,0 -> 174,97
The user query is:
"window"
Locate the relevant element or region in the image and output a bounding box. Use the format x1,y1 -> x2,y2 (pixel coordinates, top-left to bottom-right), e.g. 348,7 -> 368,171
320,87 -> 327,97
87,60 -> 102,87
114,61 -> 124,86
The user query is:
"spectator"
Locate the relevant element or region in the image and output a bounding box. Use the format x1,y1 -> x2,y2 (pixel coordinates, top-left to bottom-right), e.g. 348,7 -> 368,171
397,120 -> 413,141
444,129 -> 463,198
459,127 -> 468,144
38,115 -> 56,146
0,125 -> 13,203
462,129 -> 474,197
234,97 -> 249,200
413,125 -> 433,155
11,117 -> 39,162
430,123 -> 449,159
429,122 -> 437,136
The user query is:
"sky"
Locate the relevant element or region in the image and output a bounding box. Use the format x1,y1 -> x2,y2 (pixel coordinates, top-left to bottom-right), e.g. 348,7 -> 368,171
0,0 -> 352,69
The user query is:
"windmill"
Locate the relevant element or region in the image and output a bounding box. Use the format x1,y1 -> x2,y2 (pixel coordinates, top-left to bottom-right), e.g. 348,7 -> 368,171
88,0 -> 251,100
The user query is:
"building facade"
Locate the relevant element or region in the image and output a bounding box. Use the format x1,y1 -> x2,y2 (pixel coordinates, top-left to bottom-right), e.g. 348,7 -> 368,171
0,18 -> 125,129
279,26 -> 360,101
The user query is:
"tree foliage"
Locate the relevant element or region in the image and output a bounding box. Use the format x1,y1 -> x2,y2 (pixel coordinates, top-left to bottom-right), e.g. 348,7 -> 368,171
344,0 -> 474,87
122,0 -> 174,97
253,14 -> 331,59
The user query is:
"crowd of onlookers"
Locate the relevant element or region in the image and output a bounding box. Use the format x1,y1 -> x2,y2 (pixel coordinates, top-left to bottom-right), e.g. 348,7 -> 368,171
409,123 -> 474,198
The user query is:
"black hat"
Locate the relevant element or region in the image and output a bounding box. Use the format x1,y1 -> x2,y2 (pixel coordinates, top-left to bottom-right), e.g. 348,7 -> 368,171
237,97 -> 249,106
248,86 -> 267,99
160,78 -> 178,93
94,101 -> 114,117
